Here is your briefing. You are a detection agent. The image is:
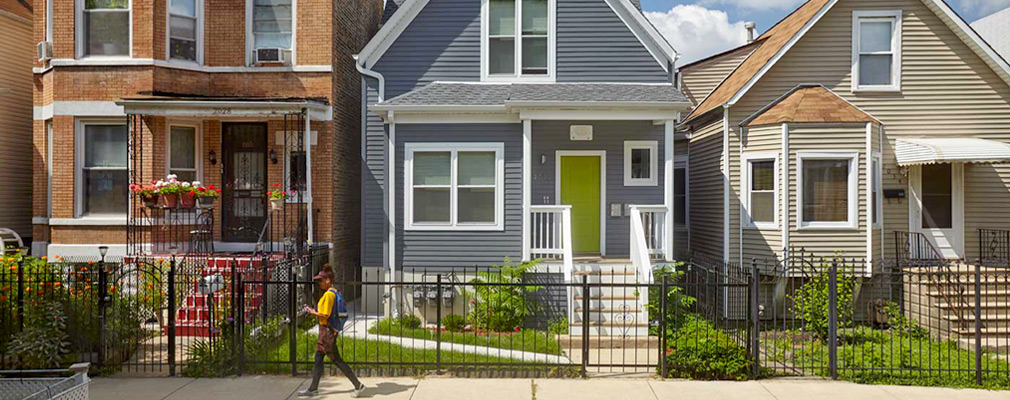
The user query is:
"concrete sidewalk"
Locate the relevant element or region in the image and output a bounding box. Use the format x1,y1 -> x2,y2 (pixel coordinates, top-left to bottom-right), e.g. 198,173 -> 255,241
89,376 -> 1010,400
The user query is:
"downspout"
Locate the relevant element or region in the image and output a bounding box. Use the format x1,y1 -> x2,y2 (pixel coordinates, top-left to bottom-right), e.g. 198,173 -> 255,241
304,109 -> 313,247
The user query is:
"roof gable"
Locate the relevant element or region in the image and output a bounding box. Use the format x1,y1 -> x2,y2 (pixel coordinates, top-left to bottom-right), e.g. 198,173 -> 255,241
741,85 -> 878,126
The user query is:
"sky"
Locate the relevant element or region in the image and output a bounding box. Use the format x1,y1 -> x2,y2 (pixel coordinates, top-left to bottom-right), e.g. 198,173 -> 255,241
641,0 -> 1010,64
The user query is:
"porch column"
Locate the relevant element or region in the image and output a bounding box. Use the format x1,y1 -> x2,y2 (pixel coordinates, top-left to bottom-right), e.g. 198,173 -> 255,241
664,119 -> 674,261
304,110 -> 314,245
522,119 -> 532,261
388,112 -> 398,316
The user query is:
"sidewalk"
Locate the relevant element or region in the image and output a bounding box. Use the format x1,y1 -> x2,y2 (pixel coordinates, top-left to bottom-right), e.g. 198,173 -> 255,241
89,376 -> 1010,400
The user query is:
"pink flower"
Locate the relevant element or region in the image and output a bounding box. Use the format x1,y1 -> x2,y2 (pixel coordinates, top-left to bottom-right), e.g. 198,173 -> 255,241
514,326 -> 520,332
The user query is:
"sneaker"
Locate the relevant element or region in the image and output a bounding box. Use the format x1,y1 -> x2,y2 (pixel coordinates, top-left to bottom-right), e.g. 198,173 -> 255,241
297,389 -> 318,397
352,384 -> 366,398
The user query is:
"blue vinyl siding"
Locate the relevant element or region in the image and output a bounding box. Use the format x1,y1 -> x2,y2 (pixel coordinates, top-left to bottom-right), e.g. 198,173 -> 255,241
555,0 -> 669,82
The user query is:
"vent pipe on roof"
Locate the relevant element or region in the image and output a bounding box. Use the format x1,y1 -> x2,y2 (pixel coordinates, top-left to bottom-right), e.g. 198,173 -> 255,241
745,22 -> 757,43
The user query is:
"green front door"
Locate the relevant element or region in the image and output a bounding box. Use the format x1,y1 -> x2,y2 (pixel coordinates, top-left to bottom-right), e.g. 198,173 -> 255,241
560,156 -> 601,253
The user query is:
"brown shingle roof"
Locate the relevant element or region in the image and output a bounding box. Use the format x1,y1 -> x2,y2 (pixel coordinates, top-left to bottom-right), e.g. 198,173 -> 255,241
742,85 -> 878,127
683,0 -> 833,122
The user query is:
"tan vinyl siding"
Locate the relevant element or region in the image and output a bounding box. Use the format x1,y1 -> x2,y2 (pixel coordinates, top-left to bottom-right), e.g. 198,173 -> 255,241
741,125 -> 782,261
681,45 -> 755,106
0,12 -> 32,237
689,118 -> 725,261
728,0 -> 1010,262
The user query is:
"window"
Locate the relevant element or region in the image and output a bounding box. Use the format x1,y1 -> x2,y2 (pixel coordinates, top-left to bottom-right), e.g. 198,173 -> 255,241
169,0 -> 200,62
80,0 -> 131,57
921,163 -> 952,229
167,124 -> 199,182
743,154 -> 777,229
405,143 -> 504,230
674,167 -> 687,227
872,154 -> 882,227
624,141 -> 658,186
853,10 -> 901,92
79,122 -> 128,216
483,0 -> 553,80
252,0 -> 293,52
798,152 -> 859,229
288,150 -> 306,196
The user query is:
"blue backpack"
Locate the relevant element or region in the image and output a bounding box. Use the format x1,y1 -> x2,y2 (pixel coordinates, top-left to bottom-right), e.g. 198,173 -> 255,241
326,288 -> 348,332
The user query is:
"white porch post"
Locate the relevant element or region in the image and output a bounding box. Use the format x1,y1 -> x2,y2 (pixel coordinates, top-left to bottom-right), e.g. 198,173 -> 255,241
664,119 -> 675,261
304,110 -> 314,245
865,122 -> 872,274
522,119 -> 532,262
388,111 -> 397,316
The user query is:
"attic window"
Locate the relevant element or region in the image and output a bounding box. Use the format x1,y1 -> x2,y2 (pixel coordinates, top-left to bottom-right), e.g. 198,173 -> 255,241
483,0 -> 555,81
852,10 -> 902,92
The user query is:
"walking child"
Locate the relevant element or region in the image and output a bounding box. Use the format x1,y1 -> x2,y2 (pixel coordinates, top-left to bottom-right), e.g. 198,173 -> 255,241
299,265 -> 365,397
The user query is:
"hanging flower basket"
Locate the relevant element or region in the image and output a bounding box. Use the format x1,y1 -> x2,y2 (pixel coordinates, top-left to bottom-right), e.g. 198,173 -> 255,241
161,193 -> 180,209
267,183 -> 288,212
270,197 -> 284,211
141,194 -> 160,208
180,191 -> 197,209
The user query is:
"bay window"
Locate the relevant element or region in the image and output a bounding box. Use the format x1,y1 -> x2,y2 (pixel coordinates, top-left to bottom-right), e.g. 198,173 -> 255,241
406,143 -> 504,230
79,122 -> 128,216
799,152 -> 859,229
743,154 -> 777,228
169,0 -> 200,62
484,0 -> 553,80
853,11 -> 901,91
80,0 -> 131,57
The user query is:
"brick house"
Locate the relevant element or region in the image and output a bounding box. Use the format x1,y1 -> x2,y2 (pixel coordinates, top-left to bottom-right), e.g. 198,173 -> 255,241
31,0 -> 381,272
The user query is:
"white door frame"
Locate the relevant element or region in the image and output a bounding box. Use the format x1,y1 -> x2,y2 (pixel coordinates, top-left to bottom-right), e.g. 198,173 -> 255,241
908,163 -> 964,259
555,150 -> 607,256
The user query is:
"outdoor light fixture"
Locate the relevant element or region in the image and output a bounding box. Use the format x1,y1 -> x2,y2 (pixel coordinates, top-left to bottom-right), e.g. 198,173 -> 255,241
98,245 -> 108,258
269,149 -> 279,164
209,149 -> 217,165
541,154 -> 547,164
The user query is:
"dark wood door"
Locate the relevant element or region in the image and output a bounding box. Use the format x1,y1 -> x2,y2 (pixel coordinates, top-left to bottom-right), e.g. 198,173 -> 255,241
222,123 -> 268,243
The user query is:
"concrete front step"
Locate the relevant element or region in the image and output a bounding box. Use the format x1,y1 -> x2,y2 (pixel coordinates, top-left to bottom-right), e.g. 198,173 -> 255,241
573,311 -> 648,324
556,335 -> 659,349
569,325 -> 650,336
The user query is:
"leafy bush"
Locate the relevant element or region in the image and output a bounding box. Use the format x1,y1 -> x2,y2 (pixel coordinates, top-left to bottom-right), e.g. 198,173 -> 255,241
663,315 -> 750,380
466,258 -> 543,332
790,265 -> 856,340
647,263 -> 696,336
398,314 -> 423,329
442,314 -> 466,332
881,301 -> 928,339
547,316 -> 568,335
8,301 -> 70,369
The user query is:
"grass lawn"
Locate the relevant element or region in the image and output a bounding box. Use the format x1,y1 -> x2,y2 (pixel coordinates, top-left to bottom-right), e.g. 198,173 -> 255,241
367,319 -> 562,355
762,326 -> 1010,389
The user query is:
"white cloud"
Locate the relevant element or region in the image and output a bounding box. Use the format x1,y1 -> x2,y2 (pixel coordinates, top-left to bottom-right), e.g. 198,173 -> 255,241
696,0 -> 804,11
645,5 -> 750,65
963,0 -> 1010,19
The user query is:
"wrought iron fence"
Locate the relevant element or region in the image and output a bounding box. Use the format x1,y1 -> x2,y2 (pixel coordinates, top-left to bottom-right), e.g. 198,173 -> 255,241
979,228 -> 1010,267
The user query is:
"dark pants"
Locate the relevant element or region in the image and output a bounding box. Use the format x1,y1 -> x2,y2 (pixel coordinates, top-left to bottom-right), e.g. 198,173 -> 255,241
307,328 -> 361,391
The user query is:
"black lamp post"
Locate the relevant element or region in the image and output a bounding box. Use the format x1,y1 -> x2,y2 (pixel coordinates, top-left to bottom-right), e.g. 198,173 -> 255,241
97,245 -> 109,367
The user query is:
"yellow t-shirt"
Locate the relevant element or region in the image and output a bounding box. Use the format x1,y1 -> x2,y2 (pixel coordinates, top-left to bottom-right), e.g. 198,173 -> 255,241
316,290 -> 335,326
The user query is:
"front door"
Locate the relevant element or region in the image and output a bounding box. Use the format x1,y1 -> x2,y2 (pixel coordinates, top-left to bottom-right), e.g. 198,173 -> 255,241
222,123 -> 268,243
910,163 -> 964,259
559,155 -> 602,254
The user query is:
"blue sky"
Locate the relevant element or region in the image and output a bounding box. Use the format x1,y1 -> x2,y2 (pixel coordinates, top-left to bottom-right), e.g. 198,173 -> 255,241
641,0 -> 1010,64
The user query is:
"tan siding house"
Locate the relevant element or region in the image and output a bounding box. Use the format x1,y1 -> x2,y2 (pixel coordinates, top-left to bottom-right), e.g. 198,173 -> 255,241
0,1 -> 32,241
680,0 -> 1010,270
680,44 -> 757,106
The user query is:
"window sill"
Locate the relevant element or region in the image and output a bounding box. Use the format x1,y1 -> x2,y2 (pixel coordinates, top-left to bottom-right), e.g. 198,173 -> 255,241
624,179 -> 658,187
50,217 -> 128,226
405,224 -> 505,232
744,223 -> 778,231
482,75 -> 555,83
852,87 -> 901,94
797,222 -> 859,231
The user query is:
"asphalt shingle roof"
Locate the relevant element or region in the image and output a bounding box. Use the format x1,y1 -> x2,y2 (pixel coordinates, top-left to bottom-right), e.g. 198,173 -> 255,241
379,82 -> 688,107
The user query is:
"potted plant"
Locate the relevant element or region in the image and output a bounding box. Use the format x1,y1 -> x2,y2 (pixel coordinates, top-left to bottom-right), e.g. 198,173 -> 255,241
267,183 -> 287,211
196,184 -> 221,208
180,181 -> 197,209
130,183 -> 160,208
156,175 -> 184,208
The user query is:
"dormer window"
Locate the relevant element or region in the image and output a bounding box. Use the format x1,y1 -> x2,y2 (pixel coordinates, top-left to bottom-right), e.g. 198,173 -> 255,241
852,10 -> 902,92
482,0 -> 555,81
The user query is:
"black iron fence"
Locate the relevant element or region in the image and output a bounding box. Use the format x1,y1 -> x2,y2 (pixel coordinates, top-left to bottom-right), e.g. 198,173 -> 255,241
979,228 -> 1010,267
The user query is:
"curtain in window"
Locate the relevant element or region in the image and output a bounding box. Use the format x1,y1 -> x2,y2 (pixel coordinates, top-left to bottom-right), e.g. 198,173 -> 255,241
170,0 -> 198,60
84,0 -> 129,56
253,0 -> 293,49
802,159 -> 849,222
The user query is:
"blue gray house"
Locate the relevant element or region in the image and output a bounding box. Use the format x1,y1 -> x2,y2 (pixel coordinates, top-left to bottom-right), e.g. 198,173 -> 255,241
354,0 -> 691,333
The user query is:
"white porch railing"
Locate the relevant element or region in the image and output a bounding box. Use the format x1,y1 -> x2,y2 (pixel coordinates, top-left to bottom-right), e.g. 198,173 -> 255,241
529,205 -> 574,280
629,205 -> 668,285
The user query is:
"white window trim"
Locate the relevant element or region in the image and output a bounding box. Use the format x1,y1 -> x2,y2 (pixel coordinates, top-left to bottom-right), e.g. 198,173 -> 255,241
480,0 -> 557,82
75,0 -> 133,59
275,130 -> 318,203
797,151 -> 860,230
742,152 -> 778,230
872,152 -> 882,228
75,118 -> 129,219
165,120 -> 203,183
245,0 -> 297,66
166,0 -> 204,64
624,140 -> 658,187
404,142 -> 505,231
851,10 -> 902,93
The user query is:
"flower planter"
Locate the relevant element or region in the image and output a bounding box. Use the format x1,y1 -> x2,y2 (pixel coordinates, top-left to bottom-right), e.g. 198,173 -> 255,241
141,194 -> 160,208
270,197 -> 284,211
161,193 -> 180,209
198,196 -> 215,208
180,191 -> 197,209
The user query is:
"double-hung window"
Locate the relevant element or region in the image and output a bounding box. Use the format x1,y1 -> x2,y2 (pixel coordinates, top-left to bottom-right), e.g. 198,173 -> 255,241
743,154 -> 777,229
251,0 -> 294,56
484,0 -> 553,80
80,0 -> 131,57
798,152 -> 859,229
406,143 -> 504,231
169,0 -> 200,62
852,10 -> 902,92
624,141 -> 658,186
79,122 -> 128,216
168,124 -> 200,182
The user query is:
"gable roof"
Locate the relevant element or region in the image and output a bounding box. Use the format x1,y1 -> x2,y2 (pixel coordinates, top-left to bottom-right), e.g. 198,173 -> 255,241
356,0 -> 677,71
683,0 -> 1010,124
972,9 -> 1010,63
741,85 -> 879,126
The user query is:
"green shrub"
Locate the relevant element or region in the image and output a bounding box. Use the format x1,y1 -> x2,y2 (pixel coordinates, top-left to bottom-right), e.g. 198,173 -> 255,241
790,265 -> 856,340
8,301 -> 71,369
547,316 -> 568,335
647,263 -> 696,336
882,301 -> 928,339
442,314 -> 466,332
465,258 -> 543,332
663,315 -> 750,380
397,314 -> 423,329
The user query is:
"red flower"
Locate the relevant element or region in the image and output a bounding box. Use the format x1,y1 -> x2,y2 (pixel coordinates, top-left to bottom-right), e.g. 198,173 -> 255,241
215,189 -> 222,193
272,182 -> 281,187
266,191 -> 273,196
514,326 -> 520,332
208,185 -> 215,190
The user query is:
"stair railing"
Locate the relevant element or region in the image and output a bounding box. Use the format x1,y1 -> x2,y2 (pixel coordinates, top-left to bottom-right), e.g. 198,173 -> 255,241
629,205 -> 662,285
895,231 -> 971,331
979,228 -> 1010,267
529,205 -> 574,281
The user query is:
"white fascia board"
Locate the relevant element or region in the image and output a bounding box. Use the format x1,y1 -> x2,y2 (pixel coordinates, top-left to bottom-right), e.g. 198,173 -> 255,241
47,58 -> 331,73
922,0 -> 1010,88
391,113 -> 522,124
726,0 -> 838,107
602,0 -> 677,72
370,104 -> 507,113
504,100 -> 692,110
35,101 -> 125,120
358,0 -> 431,67
518,109 -> 678,120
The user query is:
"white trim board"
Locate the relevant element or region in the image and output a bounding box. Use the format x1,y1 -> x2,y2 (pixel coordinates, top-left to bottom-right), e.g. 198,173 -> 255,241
34,101 -> 125,120
42,58 -> 331,73
555,150 -> 608,256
